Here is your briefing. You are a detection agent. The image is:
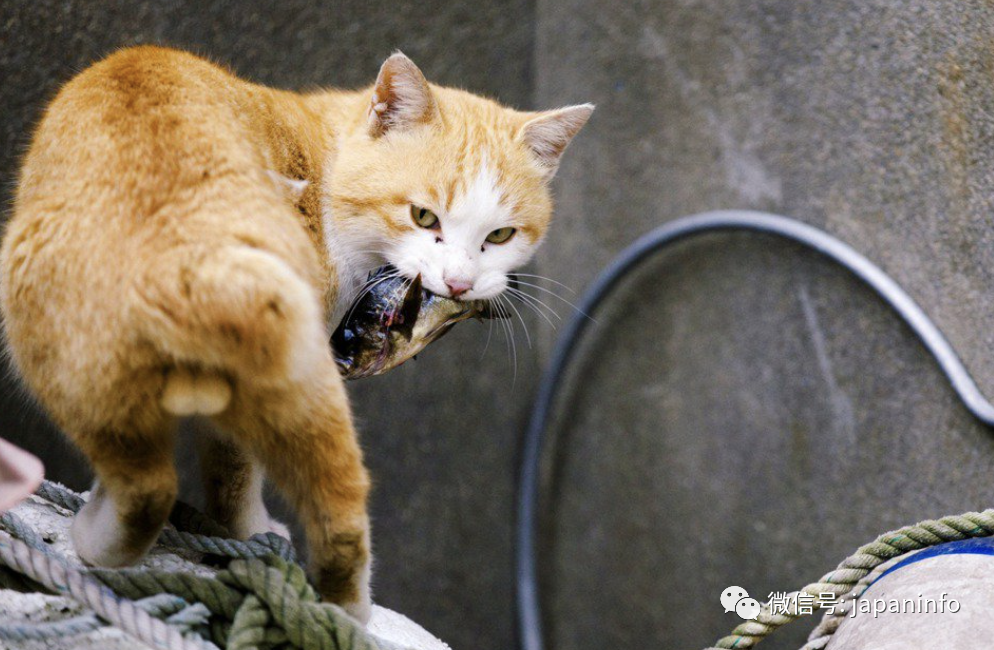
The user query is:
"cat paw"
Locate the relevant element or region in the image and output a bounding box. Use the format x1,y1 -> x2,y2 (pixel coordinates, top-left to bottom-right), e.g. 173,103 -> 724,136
313,557 -> 372,625
71,489 -> 151,567
262,517 -> 291,541
343,596 -> 372,626
233,510 -> 292,542
344,561 -> 372,625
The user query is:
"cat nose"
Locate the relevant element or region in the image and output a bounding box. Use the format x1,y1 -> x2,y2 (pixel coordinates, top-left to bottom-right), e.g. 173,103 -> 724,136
444,278 -> 473,298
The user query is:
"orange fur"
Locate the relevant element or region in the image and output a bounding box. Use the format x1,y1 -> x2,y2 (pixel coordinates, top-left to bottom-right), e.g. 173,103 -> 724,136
0,45 -> 591,621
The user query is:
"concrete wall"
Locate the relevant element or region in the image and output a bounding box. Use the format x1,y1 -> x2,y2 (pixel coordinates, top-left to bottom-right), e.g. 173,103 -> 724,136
8,1 -> 994,649
0,2 -> 535,649
535,0 -> 994,648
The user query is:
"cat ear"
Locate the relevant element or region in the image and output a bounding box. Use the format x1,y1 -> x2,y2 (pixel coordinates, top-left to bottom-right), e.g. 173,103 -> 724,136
368,52 -> 438,137
519,104 -> 595,178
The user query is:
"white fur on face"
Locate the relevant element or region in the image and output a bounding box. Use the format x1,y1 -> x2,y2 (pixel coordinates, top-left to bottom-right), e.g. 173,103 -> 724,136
322,212 -> 389,326
390,161 -> 536,300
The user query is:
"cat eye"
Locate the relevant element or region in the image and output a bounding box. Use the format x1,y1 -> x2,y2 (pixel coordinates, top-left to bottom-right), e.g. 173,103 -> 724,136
485,227 -> 517,245
411,205 -> 439,229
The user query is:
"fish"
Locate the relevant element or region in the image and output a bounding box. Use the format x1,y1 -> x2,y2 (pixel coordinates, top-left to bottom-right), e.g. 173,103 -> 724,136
331,266 -> 504,379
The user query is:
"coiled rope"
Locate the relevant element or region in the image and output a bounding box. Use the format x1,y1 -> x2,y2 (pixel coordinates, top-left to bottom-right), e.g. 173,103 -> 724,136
0,480 -> 407,650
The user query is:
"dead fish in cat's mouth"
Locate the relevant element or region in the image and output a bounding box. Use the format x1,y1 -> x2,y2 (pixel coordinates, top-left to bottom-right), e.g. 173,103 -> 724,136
331,265 -> 506,379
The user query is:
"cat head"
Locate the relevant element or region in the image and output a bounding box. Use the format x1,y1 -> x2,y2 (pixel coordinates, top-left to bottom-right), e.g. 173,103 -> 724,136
328,52 -> 593,301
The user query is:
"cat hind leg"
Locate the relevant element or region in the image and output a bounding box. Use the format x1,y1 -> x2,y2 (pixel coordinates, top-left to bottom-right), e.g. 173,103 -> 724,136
196,428 -> 290,540
71,420 -> 177,568
215,357 -> 373,623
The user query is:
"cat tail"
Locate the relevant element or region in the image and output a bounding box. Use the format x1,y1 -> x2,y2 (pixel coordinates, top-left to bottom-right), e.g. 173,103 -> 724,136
133,244 -> 328,416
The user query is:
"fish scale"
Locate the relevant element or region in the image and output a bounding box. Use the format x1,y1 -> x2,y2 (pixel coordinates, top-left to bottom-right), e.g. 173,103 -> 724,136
331,265 -> 504,379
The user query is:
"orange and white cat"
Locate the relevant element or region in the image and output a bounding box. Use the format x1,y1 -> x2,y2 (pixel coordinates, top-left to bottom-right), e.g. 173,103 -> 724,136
0,45 -> 591,621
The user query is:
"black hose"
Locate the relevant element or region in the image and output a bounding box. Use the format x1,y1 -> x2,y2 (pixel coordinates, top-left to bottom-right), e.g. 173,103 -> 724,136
515,210 -> 994,650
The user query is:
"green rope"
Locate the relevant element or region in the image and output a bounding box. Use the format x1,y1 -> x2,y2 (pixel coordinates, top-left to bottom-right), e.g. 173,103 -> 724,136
0,481 -> 411,650
704,509 -> 994,649
88,556 -> 404,650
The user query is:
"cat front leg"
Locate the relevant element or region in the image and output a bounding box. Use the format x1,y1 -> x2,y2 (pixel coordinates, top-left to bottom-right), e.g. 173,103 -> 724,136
216,361 -> 373,623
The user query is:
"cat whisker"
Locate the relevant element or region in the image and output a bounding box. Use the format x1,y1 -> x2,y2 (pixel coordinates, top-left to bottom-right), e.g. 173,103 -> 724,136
512,273 -> 577,295
501,290 -> 532,350
511,279 -> 597,324
480,312 -> 495,360
506,287 -> 559,331
507,286 -> 562,322
346,273 -> 398,315
493,299 -> 510,367
341,270 -> 410,341
343,270 -> 402,324
496,294 -> 517,387
360,268 -> 403,286
343,249 -> 387,257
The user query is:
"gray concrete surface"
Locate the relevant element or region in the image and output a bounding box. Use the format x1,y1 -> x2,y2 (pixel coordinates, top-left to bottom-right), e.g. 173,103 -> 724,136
0,2 -> 535,649
534,1 -> 994,649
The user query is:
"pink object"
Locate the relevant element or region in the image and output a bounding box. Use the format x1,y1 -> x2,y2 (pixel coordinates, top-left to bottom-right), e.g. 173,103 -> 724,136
0,438 -> 44,513
443,278 -> 473,298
